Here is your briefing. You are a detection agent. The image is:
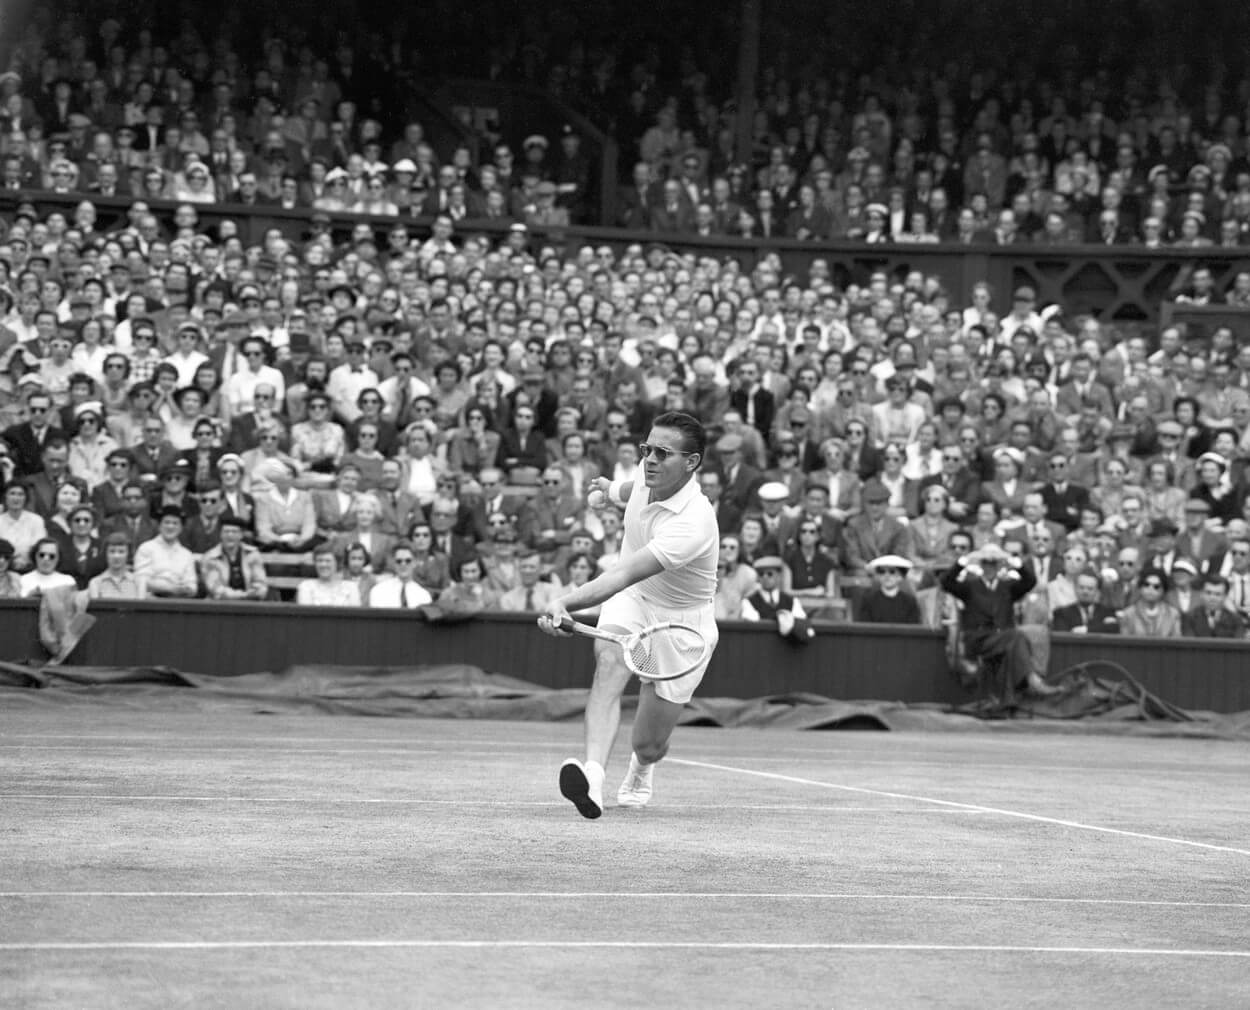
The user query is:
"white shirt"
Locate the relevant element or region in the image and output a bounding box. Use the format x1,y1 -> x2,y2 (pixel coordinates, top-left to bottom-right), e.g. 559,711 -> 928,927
367,577 -> 433,609
222,364 -> 286,415
619,475 -> 718,610
327,363 -> 380,422
164,349 -> 209,386
297,578 -> 363,607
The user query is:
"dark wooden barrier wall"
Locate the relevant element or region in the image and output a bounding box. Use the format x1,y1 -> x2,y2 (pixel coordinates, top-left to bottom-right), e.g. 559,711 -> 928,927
2,600 -> 1247,712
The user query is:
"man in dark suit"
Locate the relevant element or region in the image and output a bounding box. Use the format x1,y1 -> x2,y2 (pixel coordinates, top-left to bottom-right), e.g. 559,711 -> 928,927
1039,452 -> 1092,532
715,432 -> 764,519
468,466 -> 532,544
728,359 -> 775,438
939,543 -> 1050,699
101,481 -> 160,553
22,439 -> 88,519
428,497 -> 476,572
649,179 -> 695,233
2,391 -> 64,478
1182,576 -> 1245,638
920,447 -> 981,524
90,449 -> 137,519
1054,354 -> 1115,420
617,162 -> 654,230
130,420 -> 182,484
698,470 -> 743,536
1052,571 -> 1121,633
842,480 -> 909,575
1175,498 -> 1227,567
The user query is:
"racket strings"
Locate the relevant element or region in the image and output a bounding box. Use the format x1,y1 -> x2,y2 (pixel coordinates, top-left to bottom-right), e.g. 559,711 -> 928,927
626,626 -> 707,680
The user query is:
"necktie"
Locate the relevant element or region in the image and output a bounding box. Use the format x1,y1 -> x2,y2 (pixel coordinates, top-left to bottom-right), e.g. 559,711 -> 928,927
399,582 -> 409,608
525,587 -> 534,610
1083,606 -> 1092,626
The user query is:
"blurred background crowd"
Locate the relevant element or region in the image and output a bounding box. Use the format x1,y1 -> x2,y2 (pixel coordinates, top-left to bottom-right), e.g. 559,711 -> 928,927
1,0 -> 1249,641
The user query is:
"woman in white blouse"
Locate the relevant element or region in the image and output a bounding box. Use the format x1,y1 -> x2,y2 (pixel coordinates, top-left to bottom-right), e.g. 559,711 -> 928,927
398,423 -> 445,507
67,403 -> 119,488
296,545 -> 362,607
19,537 -> 77,597
0,483 -> 47,571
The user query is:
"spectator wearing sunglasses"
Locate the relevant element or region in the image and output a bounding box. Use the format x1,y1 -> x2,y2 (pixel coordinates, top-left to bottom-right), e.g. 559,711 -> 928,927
857,554 -> 921,624
1118,571 -> 1183,637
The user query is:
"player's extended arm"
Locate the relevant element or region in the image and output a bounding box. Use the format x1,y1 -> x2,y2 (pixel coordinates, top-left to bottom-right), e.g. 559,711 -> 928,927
543,546 -> 664,620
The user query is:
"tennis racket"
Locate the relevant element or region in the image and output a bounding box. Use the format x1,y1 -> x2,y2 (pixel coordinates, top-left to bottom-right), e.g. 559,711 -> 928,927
549,616 -> 711,681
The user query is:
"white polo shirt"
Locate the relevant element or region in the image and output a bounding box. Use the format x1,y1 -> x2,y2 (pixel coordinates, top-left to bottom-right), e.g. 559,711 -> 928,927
620,473 -> 718,610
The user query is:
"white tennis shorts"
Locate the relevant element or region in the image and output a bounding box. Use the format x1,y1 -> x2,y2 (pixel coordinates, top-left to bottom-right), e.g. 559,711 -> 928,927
597,591 -> 718,705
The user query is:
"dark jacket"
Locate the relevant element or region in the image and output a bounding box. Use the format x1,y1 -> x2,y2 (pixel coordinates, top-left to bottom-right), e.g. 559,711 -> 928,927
1052,602 -> 1121,634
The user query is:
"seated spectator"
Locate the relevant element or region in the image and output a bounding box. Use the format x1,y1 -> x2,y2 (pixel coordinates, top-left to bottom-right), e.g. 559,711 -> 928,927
0,538 -> 22,597
367,540 -> 434,609
87,533 -> 147,600
740,555 -> 815,642
1181,576 -> 1244,638
202,517 -> 270,601
714,533 -> 757,620
133,507 -> 199,598
0,482 -> 45,571
498,550 -> 561,612
1051,569 -> 1121,634
297,545 -> 364,608
782,517 -> 839,603
1117,571 -> 1182,638
56,504 -> 106,590
19,537 -> 77,597
906,485 -> 960,579
330,494 -> 394,574
290,392 -> 346,480
341,542 -> 379,605
856,555 -> 922,624
313,463 -> 365,539
254,460 -> 318,552
843,480 -> 908,575
437,556 -> 499,614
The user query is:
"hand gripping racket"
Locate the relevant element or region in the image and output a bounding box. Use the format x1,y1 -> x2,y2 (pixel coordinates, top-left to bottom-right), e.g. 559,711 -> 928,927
549,617 -> 711,681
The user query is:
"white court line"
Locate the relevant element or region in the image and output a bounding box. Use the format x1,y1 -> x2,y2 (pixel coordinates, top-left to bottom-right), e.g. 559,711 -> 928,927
0,793 -> 982,812
0,940 -> 1247,957
671,758 -> 1250,857
2,891 -> 1246,909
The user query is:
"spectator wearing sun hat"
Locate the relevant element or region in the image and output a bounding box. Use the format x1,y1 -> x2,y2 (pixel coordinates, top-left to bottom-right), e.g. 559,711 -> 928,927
857,554 -> 922,624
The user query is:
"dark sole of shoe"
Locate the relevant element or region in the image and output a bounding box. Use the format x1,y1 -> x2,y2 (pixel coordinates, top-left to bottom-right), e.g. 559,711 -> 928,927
559,762 -> 602,820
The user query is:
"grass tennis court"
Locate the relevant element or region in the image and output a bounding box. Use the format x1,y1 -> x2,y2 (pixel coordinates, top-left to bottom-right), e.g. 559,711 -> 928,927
2,706 -> 1248,1009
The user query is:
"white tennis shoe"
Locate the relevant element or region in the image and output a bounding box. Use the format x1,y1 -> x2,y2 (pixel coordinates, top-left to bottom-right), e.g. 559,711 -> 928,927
616,753 -> 654,808
559,758 -> 604,819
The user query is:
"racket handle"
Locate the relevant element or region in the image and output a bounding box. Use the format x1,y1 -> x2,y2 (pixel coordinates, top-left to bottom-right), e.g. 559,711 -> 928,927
557,616 -> 577,633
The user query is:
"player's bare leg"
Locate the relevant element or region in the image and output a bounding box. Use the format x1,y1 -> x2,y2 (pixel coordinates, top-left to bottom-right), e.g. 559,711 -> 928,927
559,637 -> 631,819
618,682 -> 684,807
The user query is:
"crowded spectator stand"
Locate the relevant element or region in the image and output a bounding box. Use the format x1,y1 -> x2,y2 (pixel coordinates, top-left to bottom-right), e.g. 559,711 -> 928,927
6,8 -> 1250,717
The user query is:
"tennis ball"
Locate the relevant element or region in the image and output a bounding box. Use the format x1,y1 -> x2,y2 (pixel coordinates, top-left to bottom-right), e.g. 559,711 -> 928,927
587,489 -> 607,509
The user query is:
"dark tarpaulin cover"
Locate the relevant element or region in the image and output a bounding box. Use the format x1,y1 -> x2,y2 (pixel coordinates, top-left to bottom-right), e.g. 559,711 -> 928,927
1,661 -> 1249,738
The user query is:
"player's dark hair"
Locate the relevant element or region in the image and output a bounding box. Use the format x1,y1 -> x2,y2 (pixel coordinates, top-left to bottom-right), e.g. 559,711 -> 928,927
653,410 -> 705,461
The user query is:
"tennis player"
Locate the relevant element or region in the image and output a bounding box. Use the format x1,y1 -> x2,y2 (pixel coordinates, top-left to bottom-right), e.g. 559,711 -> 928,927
538,411 -> 719,819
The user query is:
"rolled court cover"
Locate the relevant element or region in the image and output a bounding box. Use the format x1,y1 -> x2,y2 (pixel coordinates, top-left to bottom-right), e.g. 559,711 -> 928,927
1,662 -> 1248,738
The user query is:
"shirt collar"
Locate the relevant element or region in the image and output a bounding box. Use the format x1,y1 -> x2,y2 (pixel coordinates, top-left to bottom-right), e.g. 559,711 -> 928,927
649,473 -> 701,514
